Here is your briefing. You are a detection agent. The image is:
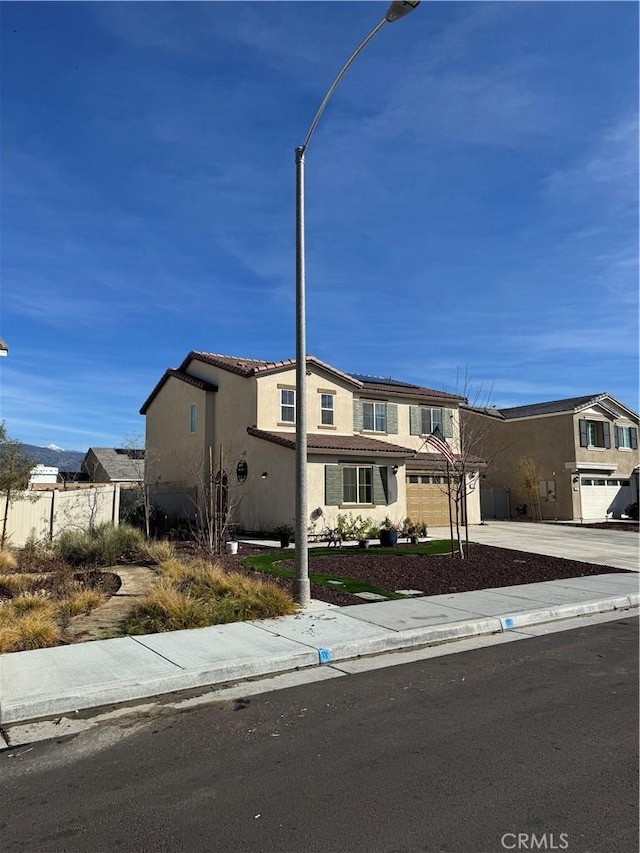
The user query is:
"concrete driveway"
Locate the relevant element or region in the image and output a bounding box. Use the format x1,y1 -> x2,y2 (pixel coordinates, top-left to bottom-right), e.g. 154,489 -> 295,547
429,521 -> 640,572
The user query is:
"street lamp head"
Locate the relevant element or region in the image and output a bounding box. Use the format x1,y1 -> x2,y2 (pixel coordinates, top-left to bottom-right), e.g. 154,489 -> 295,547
385,1 -> 420,23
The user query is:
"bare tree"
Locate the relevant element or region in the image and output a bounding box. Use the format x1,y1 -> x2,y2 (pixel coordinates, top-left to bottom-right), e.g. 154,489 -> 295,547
120,433 -> 154,539
0,422 -> 36,547
517,456 -> 543,521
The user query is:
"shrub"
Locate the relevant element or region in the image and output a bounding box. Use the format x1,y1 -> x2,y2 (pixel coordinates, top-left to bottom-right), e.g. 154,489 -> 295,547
56,523 -> 145,567
124,557 -> 296,635
123,581 -> 212,634
0,573 -> 40,597
0,610 -> 60,653
60,589 -> 105,618
142,540 -> 177,564
0,549 -> 18,572
8,593 -> 54,616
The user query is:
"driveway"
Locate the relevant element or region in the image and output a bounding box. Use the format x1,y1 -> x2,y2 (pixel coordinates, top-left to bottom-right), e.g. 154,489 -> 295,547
429,521 -> 640,572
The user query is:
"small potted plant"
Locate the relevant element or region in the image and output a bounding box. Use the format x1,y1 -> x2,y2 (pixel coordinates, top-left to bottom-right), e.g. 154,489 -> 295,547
274,522 -> 295,549
379,517 -> 399,548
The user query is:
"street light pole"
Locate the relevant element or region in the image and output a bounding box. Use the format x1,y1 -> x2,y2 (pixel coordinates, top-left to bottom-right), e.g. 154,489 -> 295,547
294,1 -> 420,606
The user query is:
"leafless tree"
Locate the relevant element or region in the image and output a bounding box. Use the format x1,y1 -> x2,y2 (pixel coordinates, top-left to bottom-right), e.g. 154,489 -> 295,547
0,422 -> 36,547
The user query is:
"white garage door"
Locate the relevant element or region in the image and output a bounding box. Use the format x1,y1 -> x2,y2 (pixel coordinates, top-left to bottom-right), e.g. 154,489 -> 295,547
580,477 -> 632,519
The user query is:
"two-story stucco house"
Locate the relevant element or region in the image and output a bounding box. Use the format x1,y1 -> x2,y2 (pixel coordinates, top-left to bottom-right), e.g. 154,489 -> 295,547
140,351 -> 483,533
462,394 -> 639,521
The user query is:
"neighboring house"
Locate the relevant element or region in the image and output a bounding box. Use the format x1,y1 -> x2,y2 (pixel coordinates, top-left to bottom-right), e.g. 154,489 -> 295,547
140,351 -> 484,533
462,394 -> 639,521
82,447 -> 145,484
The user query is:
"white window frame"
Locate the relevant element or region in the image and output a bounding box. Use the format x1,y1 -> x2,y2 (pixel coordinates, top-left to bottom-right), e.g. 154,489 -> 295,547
362,401 -> 386,433
421,407 -> 443,435
320,393 -> 334,426
189,404 -> 197,434
280,389 -> 295,423
586,421 -> 605,448
618,426 -> 633,449
342,465 -> 373,504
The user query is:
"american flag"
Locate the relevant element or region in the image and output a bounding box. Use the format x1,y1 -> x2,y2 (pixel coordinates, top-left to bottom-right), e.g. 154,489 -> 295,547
425,425 -> 456,465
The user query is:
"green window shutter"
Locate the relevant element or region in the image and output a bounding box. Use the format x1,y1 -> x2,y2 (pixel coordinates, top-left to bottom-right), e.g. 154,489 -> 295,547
443,409 -> 454,438
410,406 -> 421,435
325,466 -> 342,506
387,403 -> 398,434
579,419 -> 588,447
614,426 -> 621,448
603,422 -> 611,449
631,427 -> 638,450
372,466 -> 389,506
353,399 -> 363,433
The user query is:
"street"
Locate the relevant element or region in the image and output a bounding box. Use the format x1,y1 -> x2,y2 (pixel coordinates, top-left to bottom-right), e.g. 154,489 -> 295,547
1,618 -> 638,853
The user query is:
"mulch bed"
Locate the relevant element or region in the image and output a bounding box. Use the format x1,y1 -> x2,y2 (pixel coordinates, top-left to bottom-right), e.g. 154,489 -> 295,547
210,542 -> 631,607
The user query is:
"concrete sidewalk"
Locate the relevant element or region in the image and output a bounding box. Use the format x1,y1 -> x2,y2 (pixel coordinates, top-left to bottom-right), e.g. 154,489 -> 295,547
1,572 -> 637,727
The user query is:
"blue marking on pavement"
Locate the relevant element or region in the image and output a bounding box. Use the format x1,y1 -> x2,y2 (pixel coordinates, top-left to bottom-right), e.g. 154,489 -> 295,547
503,616 -> 515,630
318,648 -> 332,664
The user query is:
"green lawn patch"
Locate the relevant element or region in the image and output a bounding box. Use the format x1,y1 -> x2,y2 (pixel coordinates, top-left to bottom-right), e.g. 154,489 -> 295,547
241,539 -> 454,600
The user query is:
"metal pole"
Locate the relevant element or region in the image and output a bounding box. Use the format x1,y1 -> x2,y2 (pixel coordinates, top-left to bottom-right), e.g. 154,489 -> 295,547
292,2 -> 420,606
294,146 -> 310,606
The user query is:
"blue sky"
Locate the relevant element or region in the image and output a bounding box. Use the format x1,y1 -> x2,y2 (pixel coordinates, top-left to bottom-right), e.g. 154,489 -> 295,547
0,1 -> 638,450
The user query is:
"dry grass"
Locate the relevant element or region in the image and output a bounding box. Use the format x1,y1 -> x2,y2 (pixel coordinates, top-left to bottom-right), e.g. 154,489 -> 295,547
143,540 -> 177,564
0,549 -> 18,572
0,609 -> 60,653
60,589 -> 106,618
125,557 -> 296,635
0,574 -> 41,596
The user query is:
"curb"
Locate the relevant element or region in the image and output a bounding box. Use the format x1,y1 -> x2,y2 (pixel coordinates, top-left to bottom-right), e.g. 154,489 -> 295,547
1,592 -> 636,728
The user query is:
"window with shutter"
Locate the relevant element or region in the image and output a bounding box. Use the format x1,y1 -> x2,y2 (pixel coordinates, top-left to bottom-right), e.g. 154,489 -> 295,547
409,406 -> 421,435
443,409 -> 454,438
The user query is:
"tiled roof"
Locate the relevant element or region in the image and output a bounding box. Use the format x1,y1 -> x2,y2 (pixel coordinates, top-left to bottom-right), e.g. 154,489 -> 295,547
408,452 -> 486,471
354,376 -> 465,403
181,352 -> 363,388
468,393 -> 638,421
140,369 -> 218,414
497,394 -> 606,419
247,427 -> 414,456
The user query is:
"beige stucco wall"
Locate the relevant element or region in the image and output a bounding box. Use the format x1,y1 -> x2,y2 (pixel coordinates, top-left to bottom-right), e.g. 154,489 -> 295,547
462,407 -> 639,521
144,376 -> 212,511
255,366 -> 356,435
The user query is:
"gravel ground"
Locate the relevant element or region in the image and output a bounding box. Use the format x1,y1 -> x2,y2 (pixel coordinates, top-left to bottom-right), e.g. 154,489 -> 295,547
214,542 -> 631,607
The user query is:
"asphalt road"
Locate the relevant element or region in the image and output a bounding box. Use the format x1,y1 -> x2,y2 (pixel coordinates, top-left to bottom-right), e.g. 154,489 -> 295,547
1,618 -> 637,853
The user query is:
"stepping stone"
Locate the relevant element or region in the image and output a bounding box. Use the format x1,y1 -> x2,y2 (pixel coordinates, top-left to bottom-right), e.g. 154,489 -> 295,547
353,592 -> 387,601
395,589 -> 424,596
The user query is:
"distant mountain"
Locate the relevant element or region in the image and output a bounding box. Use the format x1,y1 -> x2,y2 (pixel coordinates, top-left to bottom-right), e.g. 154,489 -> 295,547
19,443 -> 85,473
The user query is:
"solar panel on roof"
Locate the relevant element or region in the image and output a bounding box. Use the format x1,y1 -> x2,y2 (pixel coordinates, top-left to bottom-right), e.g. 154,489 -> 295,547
349,373 -> 421,389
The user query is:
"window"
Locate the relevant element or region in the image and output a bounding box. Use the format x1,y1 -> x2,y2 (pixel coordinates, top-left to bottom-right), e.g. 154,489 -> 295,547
579,419 -> 611,449
342,466 -> 373,504
189,404 -> 197,434
421,407 -> 443,434
280,389 -> 295,423
362,401 -> 386,432
320,393 -> 334,426
615,425 -> 638,450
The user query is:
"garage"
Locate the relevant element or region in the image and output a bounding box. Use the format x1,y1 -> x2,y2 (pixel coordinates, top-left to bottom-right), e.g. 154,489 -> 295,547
406,474 -> 453,527
580,477 -> 632,519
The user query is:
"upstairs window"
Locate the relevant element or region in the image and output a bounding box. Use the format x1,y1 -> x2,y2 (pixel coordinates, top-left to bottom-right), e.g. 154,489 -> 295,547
189,404 -> 197,434
280,389 -> 295,423
615,425 -> 638,450
421,407 -> 443,435
320,393 -> 334,426
362,401 -> 386,432
579,419 -> 610,449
